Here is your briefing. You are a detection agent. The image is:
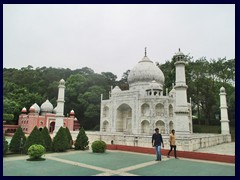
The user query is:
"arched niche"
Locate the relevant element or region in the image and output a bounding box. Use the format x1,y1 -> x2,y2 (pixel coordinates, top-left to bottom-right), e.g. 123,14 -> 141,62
156,103 -> 164,116
141,103 -> 150,116
141,120 -> 150,134
156,120 -> 165,134
116,103 -> 132,133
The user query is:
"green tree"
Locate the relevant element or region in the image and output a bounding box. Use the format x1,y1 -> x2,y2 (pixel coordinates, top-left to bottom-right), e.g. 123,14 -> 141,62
101,72 -> 117,87
117,70 -> 130,90
41,127 -> 52,151
9,127 -> 26,153
3,113 -> 15,125
75,127 -> 89,150
3,58 -> 235,130
65,127 -> 73,149
23,126 -> 45,154
52,127 -> 68,152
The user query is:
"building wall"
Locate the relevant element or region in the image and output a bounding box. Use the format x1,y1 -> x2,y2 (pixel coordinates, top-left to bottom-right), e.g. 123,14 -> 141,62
100,90 -> 192,135
71,131 -> 231,151
18,112 -> 77,134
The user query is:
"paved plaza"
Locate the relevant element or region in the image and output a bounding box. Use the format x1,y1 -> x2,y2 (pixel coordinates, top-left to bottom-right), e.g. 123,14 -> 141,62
3,147 -> 235,176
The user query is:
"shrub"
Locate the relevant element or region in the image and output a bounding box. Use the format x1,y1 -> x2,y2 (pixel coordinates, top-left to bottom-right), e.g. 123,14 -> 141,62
41,127 -> 52,151
52,127 -> 68,152
75,127 -> 89,150
23,126 -> 45,154
28,144 -> 45,159
91,140 -> 107,153
9,127 -> 26,153
65,127 -> 73,149
3,136 -> 9,155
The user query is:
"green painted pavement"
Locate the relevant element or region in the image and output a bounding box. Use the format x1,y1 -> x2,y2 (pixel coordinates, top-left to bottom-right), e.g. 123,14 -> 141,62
53,151 -> 155,170
3,150 -> 235,176
128,159 -> 235,176
3,158 -> 101,176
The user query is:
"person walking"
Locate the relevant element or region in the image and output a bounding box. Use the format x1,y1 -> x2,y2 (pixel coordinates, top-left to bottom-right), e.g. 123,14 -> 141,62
152,128 -> 164,161
167,129 -> 178,159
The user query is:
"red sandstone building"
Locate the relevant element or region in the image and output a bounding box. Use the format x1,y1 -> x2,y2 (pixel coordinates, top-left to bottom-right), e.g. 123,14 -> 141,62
18,102 -> 80,134
16,79 -> 80,134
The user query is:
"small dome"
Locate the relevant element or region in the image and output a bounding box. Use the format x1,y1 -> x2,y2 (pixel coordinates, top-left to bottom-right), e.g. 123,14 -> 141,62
70,110 -> 75,115
31,103 -> 40,113
174,48 -> 185,61
175,49 -> 185,56
112,86 -> 122,93
29,106 -> 35,113
40,99 -> 53,113
128,55 -> 165,87
220,86 -> 225,93
21,107 -> 27,113
149,80 -> 161,90
59,79 -> 65,85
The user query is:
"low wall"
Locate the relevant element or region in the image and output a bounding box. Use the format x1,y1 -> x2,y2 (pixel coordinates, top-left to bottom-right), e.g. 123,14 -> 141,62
70,131 -> 231,151
107,144 -> 235,164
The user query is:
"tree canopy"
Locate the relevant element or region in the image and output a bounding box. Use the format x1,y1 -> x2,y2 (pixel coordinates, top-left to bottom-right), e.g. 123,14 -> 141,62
3,57 -> 235,129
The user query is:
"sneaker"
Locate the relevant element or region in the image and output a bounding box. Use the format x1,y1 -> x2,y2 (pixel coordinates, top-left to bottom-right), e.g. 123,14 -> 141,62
167,155 -> 170,158
155,159 -> 160,161
175,157 -> 179,159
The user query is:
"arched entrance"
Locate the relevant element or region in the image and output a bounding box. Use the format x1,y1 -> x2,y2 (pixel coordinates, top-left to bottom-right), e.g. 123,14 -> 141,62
49,121 -> 55,133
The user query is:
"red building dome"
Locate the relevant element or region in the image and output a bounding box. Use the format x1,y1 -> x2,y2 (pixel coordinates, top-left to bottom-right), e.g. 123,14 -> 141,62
29,106 -> 35,113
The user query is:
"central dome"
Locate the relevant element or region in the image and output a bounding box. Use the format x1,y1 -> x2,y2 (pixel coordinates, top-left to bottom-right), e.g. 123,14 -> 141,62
128,55 -> 165,88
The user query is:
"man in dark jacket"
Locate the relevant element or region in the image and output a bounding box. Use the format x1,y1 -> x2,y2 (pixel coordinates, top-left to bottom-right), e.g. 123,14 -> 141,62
152,128 -> 164,161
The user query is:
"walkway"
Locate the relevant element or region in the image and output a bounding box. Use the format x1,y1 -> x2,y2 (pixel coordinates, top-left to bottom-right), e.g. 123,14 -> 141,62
3,149 -> 235,176
195,142 -> 235,155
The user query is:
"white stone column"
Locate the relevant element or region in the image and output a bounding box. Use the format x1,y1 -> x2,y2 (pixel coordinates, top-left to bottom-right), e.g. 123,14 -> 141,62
100,94 -> 103,132
219,87 -> 230,134
174,50 -> 190,136
54,79 -> 65,133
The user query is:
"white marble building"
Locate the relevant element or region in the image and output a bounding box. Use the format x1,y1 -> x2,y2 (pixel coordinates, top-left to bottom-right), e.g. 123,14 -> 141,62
70,49 -> 231,151
100,49 -> 192,136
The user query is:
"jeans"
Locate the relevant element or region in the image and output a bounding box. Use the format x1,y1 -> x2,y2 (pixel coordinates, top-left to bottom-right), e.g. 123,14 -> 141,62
155,145 -> 161,160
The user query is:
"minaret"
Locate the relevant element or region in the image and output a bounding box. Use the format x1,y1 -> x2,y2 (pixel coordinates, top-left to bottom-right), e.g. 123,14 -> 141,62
219,86 -> 230,134
54,79 -> 65,133
173,49 -> 190,135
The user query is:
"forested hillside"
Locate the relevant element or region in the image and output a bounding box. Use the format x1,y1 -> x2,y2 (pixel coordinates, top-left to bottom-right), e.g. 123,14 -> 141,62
3,57 -> 235,130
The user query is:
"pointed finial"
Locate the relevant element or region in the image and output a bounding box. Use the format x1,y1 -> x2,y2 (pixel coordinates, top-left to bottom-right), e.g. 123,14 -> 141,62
179,48 -> 181,52
145,47 -> 147,57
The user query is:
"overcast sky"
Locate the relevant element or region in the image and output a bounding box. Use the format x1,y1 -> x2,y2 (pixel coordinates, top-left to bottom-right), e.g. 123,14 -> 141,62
3,4 -> 235,80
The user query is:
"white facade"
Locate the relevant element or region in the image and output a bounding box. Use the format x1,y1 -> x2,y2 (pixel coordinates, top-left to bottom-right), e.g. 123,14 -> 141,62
100,49 -> 192,136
